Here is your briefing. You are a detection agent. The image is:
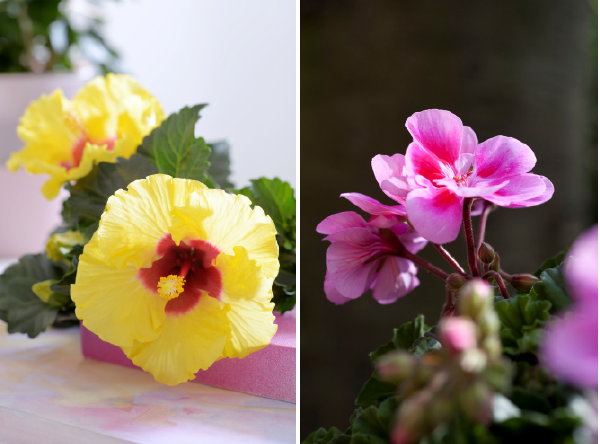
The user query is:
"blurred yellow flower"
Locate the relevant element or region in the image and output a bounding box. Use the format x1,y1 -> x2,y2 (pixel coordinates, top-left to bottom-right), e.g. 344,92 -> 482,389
72,174 -> 279,385
7,74 -> 165,199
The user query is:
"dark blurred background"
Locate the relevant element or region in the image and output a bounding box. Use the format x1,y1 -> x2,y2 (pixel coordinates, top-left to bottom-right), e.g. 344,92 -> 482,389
300,0 -> 597,438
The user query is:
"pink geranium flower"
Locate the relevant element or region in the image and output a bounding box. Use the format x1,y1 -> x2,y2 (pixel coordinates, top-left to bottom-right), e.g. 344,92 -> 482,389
541,225 -> 598,389
374,109 -> 554,244
317,211 -> 426,305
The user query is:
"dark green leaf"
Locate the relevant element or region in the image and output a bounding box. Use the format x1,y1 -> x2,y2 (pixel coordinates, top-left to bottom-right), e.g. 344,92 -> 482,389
534,251 -> 566,277
303,427 -> 351,444
0,255 -> 66,337
61,154 -> 158,232
369,315 -> 429,361
207,140 -> 234,188
531,267 -> 570,313
349,397 -> 399,443
138,105 -> 212,181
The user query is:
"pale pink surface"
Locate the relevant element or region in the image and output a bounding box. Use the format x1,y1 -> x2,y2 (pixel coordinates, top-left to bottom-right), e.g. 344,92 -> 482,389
317,210 -> 426,305
0,322 -> 294,444
374,109 -> 554,244
0,168 -> 63,257
81,314 -> 296,403
541,225 -> 598,389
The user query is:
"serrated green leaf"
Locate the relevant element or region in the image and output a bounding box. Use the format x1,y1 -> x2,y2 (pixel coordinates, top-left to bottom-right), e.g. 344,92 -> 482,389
531,267 -> 570,313
495,294 -> 551,356
534,251 -> 566,277
350,397 -> 398,443
138,105 -> 212,181
303,427 -> 351,444
0,255 -> 67,337
207,140 -> 234,188
61,154 -> 158,232
369,315 -> 429,361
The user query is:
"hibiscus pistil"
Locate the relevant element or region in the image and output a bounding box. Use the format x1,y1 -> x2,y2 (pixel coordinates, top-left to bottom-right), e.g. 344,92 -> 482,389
157,275 -> 186,300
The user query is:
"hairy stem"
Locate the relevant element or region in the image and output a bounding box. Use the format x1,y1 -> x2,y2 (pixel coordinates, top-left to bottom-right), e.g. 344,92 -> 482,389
401,250 -> 449,280
462,198 -> 479,277
488,272 -> 510,299
476,201 -> 494,251
433,244 -> 466,275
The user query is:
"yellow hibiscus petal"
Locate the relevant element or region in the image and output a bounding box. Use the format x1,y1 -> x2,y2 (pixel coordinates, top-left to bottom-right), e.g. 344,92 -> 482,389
72,236 -> 166,347
123,295 -> 229,385
188,189 -> 280,279
95,174 -> 209,269
222,297 -> 277,359
216,246 -> 273,303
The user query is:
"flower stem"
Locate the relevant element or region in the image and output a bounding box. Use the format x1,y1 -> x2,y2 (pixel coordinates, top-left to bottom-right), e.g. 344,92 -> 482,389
483,271 -> 510,299
462,198 -> 479,277
433,244 -> 466,275
476,201 -> 494,251
401,250 -> 449,281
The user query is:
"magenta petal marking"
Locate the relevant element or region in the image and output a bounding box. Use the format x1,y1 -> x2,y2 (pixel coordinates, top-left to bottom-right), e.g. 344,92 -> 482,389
405,142 -> 446,181
370,257 -> 419,304
317,211 -> 367,235
483,173 -> 547,207
406,109 -> 463,164
371,154 -> 410,203
406,187 -> 463,244
475,135 -> 537,179
341,192 -> 407,217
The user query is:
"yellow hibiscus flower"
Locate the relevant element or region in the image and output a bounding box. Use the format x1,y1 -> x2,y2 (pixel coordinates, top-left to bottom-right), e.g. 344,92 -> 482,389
71,174 -> 280,385
7,74 -> 165,199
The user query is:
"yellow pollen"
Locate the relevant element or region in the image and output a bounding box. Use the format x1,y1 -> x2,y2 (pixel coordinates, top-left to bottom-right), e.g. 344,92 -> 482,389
157,275 -> 186,301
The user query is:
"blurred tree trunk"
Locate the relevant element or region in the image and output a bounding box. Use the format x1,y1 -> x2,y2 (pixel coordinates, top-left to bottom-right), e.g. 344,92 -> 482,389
300,0 -> 594,437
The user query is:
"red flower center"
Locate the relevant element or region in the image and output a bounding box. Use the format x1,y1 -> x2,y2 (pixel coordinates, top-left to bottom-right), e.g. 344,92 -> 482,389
60,133 -> 116,171
138,235 -> 222,315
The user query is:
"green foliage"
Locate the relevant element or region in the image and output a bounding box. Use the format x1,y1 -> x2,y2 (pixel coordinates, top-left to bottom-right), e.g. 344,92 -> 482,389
349,397 -> 400,444
304,427 -> 350,444
0,0 -> 119,73
61,154 -> 158,234
239,178 -> 296,313
0,254 -> 70,337
207,141 -> 234,189
138,105 -> 213,183
530,267 -> 570,314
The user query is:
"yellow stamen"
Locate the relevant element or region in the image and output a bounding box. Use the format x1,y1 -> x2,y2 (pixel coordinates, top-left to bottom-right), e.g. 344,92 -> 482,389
157,275 -> 186,301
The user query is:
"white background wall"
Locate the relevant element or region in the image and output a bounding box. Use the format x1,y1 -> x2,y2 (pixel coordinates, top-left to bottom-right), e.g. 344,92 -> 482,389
103,0 -> 296,187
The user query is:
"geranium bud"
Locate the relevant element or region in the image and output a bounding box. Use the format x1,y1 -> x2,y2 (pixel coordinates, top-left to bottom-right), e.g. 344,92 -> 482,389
458,279 -> 493,320
490,253 -> 501,272
478,242 -> 495,265
460,382 -> 493,424
439,317 -> 477,354
377,351 -> 417,382
510,273 -> 539,293
459,349 -> 487,373
445,273 -> 467,290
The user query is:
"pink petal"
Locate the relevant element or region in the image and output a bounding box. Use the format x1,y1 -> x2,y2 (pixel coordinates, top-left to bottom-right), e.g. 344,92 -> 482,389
506,176 -> 554,208
405,142 -> 445,182
474,136 -> 537,179
406,109 -> 463,164
370,257 -> 419,304
541,311 -> 598,389
317,211 -> 367,235
565,225 -> 598,309
324,273 -> 354,305
341,192 -> 407,217
461,126 -> 478,154
371,154 -> 410,203
406,187 -> 463,244
483,174 -> 547,207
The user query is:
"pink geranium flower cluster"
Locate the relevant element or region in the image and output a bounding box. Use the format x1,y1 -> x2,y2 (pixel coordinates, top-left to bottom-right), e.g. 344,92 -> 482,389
318,109 -> 554,304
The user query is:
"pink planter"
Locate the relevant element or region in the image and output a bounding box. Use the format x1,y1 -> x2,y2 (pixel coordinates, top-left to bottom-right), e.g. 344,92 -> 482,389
81,313 -> 296,403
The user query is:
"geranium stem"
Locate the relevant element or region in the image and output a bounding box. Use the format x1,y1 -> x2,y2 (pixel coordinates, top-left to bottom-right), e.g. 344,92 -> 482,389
401,250 -> 449,280
433,244 -> 466,276
483,271 -> 510,299
463,198 -> 479,277
476,201 -> 494,251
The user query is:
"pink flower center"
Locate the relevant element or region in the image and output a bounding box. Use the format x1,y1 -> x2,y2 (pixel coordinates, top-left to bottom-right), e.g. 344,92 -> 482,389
60,114 -> 116,171
138,235 -> 222,315
452,170 -> 473,187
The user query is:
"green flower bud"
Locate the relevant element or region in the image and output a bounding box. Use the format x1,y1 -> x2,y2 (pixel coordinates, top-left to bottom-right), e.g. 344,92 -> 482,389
460,381 -> 493,424
457,279 -> 493,321
509,273 -> 540,293
31,280 -> 55,303
377,351 -> 417,383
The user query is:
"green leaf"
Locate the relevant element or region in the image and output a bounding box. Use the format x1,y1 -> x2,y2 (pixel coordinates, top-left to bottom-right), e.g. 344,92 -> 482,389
61,154 -> 158,232
534,251 -> 566,277
138,105 -> 212,181
531,267 -> 570,313
207,140 -> 234,189
356,316 -> 434,407
495,294 -> 551,356
0,255 -> 67,337
303,427 -> 351,444
349,397 -> 399,444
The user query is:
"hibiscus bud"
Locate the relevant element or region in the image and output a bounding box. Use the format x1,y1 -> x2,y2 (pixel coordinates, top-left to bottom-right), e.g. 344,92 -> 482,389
45,230 -> 84,262
458,279 -> 493,321
509,273 -> 539,293
478,242 -> 496,265
445,273 -> 467,290
439,317 -> 477,355
31,280 -> 56,304
377,351 -> 417,383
